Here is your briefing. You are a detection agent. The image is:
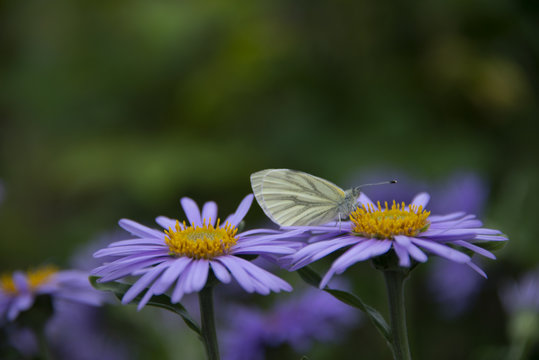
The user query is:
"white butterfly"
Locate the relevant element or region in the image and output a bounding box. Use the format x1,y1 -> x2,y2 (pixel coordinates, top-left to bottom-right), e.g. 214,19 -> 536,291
251,169 -> 392,227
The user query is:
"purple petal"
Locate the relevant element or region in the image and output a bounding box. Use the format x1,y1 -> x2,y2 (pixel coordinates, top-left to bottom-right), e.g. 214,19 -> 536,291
13,272 -> 30,293
210,261 -> 231,283
239,258 -> 292,293
121,262 -> 171,304
151,257 -> 191,295
428,212 -> 466,223
155,216 -> 179,230
184,259 -> 209,293
358,193 -> 375,208
393,243 -> 411,267
467,261 -> 487,278
171,262 -> 193,303
107,238 -> 166,247
288,237 -> 360,271
202,202 -> 218,225
180,197 -> 202,227
225,194 -> 254,227
452,240 -> 496,259
218,256 -> 256,293
411,238 -> 470,263
232,245 -> 296,255
7,294 -> 34,321
411,192 -> 430,208
118,219 -> 163,238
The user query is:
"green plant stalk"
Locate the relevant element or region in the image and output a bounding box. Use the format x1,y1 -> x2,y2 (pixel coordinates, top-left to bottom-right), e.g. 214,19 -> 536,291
199,285 -> 220,360
384,270 -> 412,360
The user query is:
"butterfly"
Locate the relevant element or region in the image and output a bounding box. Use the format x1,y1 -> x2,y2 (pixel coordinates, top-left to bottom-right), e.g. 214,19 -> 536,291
250,169 -> 396,227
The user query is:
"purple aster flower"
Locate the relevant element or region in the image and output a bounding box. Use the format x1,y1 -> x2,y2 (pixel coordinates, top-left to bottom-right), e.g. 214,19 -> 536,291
221,284 -> 360,360
92,194 -> 299,310
427,257 -> 484,317
283,192 -> 507,288
0,266 -> 104,323
500,269 -> 539,315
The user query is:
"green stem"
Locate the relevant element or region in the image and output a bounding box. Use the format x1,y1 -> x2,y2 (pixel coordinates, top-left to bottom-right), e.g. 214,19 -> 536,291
198,285 -> 220,360
384,270 -> 412,360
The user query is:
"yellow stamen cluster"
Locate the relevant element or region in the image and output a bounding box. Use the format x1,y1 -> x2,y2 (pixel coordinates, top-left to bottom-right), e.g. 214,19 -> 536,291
164,219 -> 238,259
350,201 -> 430,239
0,266 -> 58,295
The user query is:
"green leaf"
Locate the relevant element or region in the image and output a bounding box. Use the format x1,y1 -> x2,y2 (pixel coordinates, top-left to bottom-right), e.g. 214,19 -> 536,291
89,276 -> 201,336
296,267 -> 392,344
475,239 -> 508,252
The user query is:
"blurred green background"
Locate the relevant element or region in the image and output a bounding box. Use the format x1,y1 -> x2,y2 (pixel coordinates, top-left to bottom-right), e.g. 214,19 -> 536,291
1,0 -> 538,359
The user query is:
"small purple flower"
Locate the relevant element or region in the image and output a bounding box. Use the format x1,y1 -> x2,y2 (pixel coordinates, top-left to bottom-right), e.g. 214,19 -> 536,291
221,285 -> 360,360
92,195 -> 300,310
500,269 -> 539,314
283,192 -> 507,288
0,266 -> 104,322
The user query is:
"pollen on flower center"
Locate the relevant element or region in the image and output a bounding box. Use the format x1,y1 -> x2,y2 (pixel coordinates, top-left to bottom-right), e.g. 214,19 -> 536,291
350,201 -> 430,239
0,266 -> 58,295
164,218 -> 238,259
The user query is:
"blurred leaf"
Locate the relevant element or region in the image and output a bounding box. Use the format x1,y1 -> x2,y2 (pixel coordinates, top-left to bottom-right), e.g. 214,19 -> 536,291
89,276 -> 201,336
297,266 -> 392,345
475,239 -> 508,252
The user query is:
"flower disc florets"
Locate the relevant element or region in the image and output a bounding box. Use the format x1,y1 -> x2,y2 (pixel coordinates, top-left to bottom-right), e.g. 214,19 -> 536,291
0,266 -> 58,295
350,200 -> 430,239
164,218 -> 238,259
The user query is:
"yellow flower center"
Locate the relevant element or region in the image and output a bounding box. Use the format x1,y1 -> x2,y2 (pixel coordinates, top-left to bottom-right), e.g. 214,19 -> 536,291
164,219 -> 238,259
350,201 -> 430,239
0,266 -> 58,295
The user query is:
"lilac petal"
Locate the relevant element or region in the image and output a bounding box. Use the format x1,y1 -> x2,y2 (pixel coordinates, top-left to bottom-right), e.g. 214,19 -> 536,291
118,219 -> 163,238
94,245 -> 166,257
428,212 -> 466,222
358,193 -> 375,208
411,192 -> 430,209
180,197 -> 202,227
474,235 -> 508,241
467,261 -> 487,278
121,262 -> 171,304
320,240 -> 392,288
93,251 -> 168,276
394,235 -> 428,262
151,257 -> 191,295
202,202 -> 218,226
393,243 -> 411,267
411,238 -> 470,263
288,237 -> 360,271
232,245 -> 296,255
13,272 -> 29,293
184,259 -> 209,293
155,216 -> 180,230
107,238 -> 165,247
239,229 -> 282,236
7,294 -> 34,321
452,240 -> 496,259
422,228 -> 478,238
225,194 -> 254,227
238,258 -> 292,292
218,256 -> 255,293
171,262 -> 193,303
210,261 -> 231,283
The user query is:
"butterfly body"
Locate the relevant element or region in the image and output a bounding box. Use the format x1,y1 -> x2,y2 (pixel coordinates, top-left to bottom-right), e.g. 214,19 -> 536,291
250,169 -> 361,227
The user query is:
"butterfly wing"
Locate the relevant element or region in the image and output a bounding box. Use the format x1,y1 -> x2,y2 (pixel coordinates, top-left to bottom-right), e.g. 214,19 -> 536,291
250,169 -> 346,226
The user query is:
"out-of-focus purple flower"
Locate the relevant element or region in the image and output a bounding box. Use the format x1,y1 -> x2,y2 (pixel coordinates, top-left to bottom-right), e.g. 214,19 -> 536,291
221,285 -> 360,360
0,266 -> 105,322
350,170 -> 488,215
47,300 -> 131,360
92,195 -> 301,310
428,257 -> 484,316
500,269 -> 539,314
283,192 -> 506,288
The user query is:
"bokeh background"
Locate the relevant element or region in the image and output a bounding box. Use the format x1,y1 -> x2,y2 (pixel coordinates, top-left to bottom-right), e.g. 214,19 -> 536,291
1,0 -> 538,359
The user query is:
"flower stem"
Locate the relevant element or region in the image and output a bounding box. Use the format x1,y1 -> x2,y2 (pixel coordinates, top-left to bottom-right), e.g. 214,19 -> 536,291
198,285 -> 220,360
383,270 -> 412,360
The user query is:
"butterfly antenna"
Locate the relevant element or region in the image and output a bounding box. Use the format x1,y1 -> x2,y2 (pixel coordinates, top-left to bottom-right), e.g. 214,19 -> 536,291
353,180 -> 397,194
